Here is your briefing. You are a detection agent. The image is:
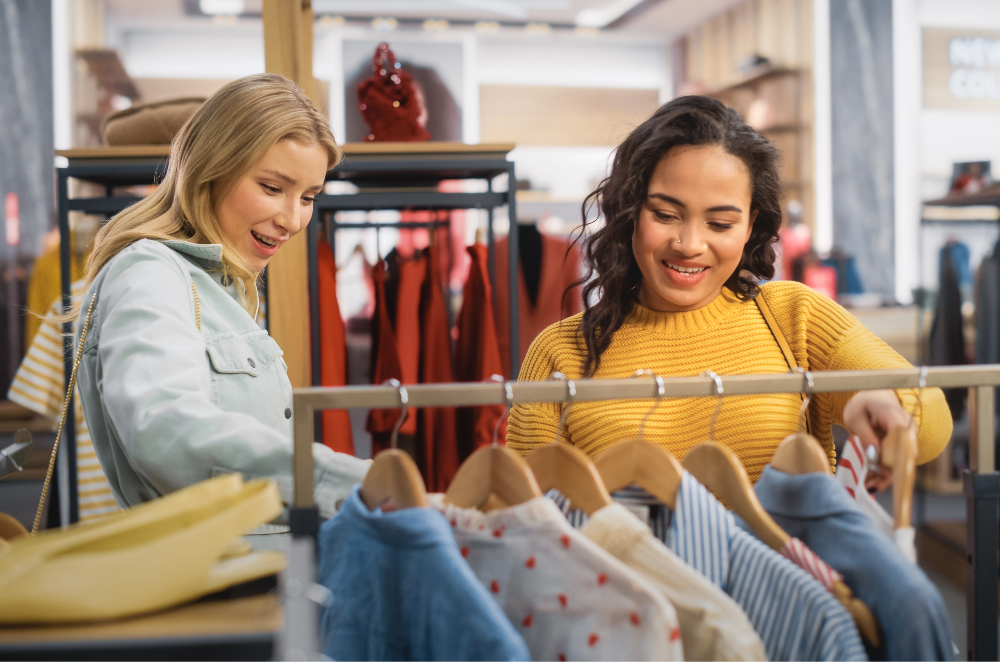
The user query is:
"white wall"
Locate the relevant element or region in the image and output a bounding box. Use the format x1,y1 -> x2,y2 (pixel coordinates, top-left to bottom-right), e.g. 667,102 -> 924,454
894,0 -> 1000,300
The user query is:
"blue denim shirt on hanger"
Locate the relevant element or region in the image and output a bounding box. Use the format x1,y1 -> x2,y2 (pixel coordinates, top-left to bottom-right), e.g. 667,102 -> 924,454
752,465 -> 955,661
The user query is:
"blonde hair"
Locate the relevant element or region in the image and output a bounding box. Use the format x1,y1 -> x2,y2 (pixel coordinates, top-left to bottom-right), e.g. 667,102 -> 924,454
83,73 -> 341,316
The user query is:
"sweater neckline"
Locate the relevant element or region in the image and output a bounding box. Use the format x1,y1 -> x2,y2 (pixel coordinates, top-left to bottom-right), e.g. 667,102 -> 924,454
626,287 -> 746,334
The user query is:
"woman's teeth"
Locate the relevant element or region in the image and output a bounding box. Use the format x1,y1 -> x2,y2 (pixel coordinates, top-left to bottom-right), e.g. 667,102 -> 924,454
665,262 -> 707,274
252,231 -> 277,247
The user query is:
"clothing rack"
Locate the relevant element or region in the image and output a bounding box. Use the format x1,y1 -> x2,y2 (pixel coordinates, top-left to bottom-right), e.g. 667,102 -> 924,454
290,365 -> 1000,660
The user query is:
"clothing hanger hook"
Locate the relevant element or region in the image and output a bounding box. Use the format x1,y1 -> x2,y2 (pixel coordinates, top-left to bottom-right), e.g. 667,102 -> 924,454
550,372 -> 576,443
491,375 -> 514,446
386,379 -> 409,450
634,369 -> 665,441
910,365 -> 928,425
702,370 -> 724,441
794,366 -> 814,433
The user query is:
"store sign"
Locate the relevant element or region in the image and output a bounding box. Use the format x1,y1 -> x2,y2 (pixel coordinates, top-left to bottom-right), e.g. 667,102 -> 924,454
924,28 -> 1000,111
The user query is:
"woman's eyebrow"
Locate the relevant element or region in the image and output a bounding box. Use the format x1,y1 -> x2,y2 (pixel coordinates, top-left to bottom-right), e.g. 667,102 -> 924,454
648,193 -> 743,214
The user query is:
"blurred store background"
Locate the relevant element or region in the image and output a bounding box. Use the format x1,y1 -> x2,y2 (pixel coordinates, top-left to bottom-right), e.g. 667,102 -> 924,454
2,0 -> 1000,653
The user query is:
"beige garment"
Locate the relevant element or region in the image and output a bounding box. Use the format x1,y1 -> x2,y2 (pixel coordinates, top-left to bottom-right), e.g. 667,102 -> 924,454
582,503 -> 767,662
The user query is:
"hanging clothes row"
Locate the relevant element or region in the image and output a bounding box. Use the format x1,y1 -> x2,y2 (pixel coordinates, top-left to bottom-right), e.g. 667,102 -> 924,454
316,409 -> 954,662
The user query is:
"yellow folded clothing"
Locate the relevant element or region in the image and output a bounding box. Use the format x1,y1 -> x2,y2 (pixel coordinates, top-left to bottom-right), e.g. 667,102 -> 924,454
0,474 -> 285,623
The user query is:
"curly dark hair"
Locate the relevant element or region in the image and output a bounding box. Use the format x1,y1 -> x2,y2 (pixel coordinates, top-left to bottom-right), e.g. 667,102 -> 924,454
571,95 -> 783,376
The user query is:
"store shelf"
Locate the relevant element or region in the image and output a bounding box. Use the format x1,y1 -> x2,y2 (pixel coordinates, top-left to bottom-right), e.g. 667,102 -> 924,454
708,65 -> 799,94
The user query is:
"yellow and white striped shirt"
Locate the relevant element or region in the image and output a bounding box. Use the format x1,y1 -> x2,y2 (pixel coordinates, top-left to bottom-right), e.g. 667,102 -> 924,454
8,282 -> 120,521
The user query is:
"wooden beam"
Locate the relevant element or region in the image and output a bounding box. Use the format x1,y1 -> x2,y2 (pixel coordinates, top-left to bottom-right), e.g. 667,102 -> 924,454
262,0 -> 318,389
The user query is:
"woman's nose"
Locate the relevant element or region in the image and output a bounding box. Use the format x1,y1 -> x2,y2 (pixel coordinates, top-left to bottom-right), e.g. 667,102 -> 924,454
672,222 -> 705,254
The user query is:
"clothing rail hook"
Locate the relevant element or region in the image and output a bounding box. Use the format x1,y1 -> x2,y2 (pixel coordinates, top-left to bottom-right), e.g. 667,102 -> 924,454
909,365 -> 928,426
491,374 -> 514,446
795,367 -> 815,433
702,370 -> 724,441
0,446 -> 23,472
635,369 -> 666,441
550,372 -> 576,443
385,379 -> 409,450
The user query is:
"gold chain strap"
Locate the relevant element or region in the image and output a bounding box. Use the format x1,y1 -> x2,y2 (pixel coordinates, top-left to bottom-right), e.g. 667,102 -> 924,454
32,294 -> 97,535
32,280 -> 202,535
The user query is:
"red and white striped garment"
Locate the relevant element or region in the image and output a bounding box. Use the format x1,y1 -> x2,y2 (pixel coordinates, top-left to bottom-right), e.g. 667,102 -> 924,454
781,537 -> 843,592
836,435 -> 916,563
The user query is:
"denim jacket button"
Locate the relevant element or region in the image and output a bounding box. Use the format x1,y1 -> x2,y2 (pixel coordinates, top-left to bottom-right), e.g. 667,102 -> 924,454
284,407 -> 292,419
247,357 -> 256,369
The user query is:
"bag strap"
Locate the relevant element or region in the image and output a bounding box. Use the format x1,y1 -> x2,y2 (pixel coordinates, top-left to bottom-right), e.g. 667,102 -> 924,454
754,288 -> 812,435
32,281 -> 202,534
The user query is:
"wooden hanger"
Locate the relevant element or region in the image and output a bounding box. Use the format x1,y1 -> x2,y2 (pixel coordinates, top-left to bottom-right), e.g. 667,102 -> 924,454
770,370 -> 832,475
592,372 -> 683,508
360,449 -> 428,511
881,424 -> 917,529
524,375 -> 612,514
445,380 -> 543,510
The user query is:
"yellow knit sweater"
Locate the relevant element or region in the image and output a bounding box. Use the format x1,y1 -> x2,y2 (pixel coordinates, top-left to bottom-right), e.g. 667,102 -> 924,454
507,281 -> 952,482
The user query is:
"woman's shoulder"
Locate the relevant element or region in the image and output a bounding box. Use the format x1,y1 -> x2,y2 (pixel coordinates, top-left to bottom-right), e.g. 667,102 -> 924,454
518,312 -> 586,380
758,279 -> 862,334
103,238 -> 190,276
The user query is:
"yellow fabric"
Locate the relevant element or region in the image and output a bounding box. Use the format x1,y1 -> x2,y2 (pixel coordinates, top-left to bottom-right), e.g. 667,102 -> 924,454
0,474 -> 285,624
507,281 -> 952,483
8,280 -> 119,522
24,240 -> 87,349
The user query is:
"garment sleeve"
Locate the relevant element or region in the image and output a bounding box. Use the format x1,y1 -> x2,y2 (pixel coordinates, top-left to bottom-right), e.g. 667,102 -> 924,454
505,325 -> 574,455
781,284 -> 953,466
90,249 -> 367,517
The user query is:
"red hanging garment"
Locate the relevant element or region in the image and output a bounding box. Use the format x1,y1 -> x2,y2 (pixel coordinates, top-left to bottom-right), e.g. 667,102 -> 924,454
418,242 -> 458,490
365,260 -> 404,455
394,253 -> 425,438
454,244 -> 506,457
495,231 -> 583,378
316,241 -> 355,455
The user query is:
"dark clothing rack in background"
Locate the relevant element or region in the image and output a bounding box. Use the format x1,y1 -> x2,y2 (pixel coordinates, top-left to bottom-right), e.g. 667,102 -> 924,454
53,144 -> 520,528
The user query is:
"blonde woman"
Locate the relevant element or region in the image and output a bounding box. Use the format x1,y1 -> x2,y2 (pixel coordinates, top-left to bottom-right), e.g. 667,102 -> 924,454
73,74 -> 367,518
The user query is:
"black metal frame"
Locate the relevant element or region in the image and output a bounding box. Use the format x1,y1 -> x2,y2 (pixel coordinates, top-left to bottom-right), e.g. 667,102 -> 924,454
55,149 -> 520,528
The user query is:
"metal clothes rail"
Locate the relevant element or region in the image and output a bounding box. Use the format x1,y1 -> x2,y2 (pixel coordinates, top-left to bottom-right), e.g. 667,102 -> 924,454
291,365 -> 1000,660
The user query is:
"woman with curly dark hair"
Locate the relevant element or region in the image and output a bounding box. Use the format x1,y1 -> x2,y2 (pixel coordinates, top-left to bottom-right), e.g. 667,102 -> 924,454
507,95 -> 951,486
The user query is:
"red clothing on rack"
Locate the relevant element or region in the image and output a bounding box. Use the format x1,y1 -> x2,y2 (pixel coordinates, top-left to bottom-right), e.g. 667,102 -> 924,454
366,260 -> 404,454
316,241 -> 354,455
455,244 -> 506,456
495,233 -> 583,378
394,255 -> 426,438
418,242 -> 458,490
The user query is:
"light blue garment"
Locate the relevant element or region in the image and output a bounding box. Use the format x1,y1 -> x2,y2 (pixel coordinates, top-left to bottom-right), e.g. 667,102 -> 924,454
549,473 -> 867,661
74,239 -> 368,517
318,485 -> 530,662
753,465 -> 955,661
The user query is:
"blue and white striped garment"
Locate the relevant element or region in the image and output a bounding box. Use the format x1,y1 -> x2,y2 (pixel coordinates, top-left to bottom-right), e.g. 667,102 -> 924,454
549,474 -> 867,661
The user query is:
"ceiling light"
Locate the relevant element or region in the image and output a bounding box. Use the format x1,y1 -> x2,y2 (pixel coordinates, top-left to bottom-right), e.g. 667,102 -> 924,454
423,19 -> 449,31
575,26 -> 599,36
475,20 -> 501,33
319,15 -> 346,28
525,22 -> 551,35
372,17 -> 398,31
575,0 -> 644,28
199,0 -> 244,15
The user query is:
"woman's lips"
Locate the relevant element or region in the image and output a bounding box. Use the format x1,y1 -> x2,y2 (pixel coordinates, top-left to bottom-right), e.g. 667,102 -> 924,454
660,260 -> 709,287
251,230 -> 280,257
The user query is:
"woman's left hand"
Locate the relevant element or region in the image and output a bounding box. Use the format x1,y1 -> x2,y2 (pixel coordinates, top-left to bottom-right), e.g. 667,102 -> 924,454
843,389 -> 912,492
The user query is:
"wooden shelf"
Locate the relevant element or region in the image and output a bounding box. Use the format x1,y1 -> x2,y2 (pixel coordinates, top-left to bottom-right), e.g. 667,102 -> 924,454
708,65 -> 800,95
56,142 -> 516,161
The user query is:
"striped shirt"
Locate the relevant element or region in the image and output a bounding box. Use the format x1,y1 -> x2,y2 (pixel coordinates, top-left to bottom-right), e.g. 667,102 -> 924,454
8,282 -> 120,522
550,473 -> 867,661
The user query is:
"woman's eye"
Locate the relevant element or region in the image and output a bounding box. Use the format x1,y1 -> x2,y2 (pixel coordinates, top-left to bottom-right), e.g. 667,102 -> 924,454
654,211 -> 679,222
709,222 -> 734,231
302,195 -> 316,204
261,183 -> 281,194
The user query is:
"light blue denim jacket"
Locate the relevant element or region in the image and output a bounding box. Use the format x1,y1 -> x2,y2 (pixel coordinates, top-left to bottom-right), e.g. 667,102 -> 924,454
74,238 -> 368,517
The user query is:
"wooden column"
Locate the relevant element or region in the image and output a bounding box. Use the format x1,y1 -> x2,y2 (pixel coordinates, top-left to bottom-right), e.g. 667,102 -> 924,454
262,0 -> 318,388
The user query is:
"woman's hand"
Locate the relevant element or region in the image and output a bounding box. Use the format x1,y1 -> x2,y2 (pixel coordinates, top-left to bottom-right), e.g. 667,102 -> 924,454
843,389 -> 912,492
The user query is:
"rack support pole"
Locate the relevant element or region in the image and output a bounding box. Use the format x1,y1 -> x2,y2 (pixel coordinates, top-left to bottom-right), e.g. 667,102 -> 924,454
966,384 -> 999,660
57,169 -> 78,526
290,399 -> 319,538
507,162 -> 520,379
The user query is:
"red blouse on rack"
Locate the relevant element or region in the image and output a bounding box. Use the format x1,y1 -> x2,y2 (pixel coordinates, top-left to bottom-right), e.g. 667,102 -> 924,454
316,241 -> 354,455
419,242 -> 459,490
455,244 -> 507,455
366,260 -> 405,454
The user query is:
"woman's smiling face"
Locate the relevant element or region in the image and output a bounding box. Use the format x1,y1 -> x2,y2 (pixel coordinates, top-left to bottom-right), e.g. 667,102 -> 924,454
632,144 -> 757,312
214,138 -> 328,272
